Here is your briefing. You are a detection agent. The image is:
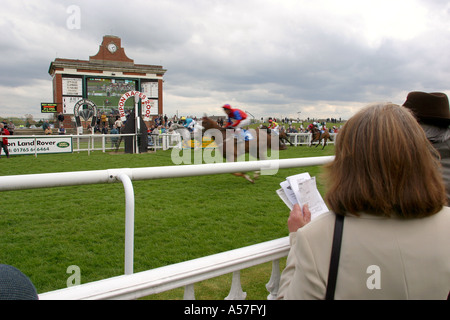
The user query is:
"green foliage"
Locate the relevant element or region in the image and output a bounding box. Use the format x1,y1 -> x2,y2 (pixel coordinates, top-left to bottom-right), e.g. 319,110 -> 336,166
0,145 -> 334,298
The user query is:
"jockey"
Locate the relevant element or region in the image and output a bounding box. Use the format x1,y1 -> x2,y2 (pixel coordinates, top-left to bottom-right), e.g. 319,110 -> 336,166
312,121 -> 324,134
222,104 -> 251,140
181,116 -> 196,132
268,119 -> 279,135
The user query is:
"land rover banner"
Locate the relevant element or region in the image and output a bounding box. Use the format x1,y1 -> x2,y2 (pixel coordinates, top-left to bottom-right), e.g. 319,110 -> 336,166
6,136 -> 73,156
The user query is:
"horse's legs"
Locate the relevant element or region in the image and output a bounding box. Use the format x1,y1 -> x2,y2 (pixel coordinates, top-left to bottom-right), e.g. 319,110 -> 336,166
224,139 -> 255,183
232,172 -> 254,183
314,133 -> 323,148
314,136 -> 321,148
309,134 -> 315,147
287,137 -> 294,146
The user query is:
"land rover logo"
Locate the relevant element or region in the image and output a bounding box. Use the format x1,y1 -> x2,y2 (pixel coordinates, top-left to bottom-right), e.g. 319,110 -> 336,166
57,141 -> 70,148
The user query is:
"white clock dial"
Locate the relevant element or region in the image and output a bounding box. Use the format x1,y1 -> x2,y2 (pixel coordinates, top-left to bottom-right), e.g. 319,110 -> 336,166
107,43 -> 117,53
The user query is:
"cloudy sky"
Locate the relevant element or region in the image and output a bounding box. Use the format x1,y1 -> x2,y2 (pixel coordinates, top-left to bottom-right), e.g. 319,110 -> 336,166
1,0 -> 449,121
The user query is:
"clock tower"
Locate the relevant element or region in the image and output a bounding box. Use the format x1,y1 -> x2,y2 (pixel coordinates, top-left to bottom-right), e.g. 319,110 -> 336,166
89,35 -> 134,66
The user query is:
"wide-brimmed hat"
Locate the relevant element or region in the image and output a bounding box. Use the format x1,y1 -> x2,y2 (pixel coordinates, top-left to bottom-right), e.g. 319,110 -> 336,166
403,91 -> 450,127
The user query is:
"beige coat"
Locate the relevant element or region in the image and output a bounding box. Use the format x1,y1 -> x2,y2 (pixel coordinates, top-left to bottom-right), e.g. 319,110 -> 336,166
278,207 -> 450,300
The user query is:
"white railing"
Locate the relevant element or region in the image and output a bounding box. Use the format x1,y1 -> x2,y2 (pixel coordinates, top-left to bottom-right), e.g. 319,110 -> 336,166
286,133 -> 337,146
39,237 -> 291,300
148,133 -> 182,151
4,132 -> 333,157
0,156 -> 335,300
71,133 -> 134,153
4,133 -> 183,155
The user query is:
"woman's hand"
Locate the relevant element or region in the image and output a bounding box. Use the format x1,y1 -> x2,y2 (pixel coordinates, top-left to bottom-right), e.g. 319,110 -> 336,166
288,203 -> 311,232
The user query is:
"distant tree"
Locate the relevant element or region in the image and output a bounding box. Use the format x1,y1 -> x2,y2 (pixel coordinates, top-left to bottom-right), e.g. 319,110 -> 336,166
25,114 -> 35,128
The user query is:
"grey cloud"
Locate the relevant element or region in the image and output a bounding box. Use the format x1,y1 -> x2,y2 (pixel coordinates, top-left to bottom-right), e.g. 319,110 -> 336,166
1,0 -> 450,121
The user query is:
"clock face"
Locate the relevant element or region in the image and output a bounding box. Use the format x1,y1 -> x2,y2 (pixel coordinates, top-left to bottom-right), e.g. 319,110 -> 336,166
107,43 -> 117,53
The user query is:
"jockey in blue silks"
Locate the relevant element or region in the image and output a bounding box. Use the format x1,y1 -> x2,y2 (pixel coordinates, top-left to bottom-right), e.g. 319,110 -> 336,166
181,116 -> 196,132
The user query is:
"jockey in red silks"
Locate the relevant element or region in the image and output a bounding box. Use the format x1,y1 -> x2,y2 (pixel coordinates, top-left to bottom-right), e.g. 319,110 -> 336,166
222,104 -> 251,140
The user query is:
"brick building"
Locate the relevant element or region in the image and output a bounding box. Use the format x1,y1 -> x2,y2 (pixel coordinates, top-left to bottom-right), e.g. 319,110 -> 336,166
48,35 -> 167,129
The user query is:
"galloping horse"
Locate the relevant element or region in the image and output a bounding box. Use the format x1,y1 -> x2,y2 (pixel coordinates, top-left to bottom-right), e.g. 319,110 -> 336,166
310,127 -> 332,149
201,117 -> 286,183
279,127 -> 294,146
260,125 -> 293,147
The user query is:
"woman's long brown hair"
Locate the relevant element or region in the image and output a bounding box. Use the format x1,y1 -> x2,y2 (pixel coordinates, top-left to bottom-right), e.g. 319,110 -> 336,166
324,103 -> 446,218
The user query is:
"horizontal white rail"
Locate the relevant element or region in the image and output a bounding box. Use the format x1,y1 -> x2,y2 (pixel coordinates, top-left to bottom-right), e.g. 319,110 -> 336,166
39,237 -> 290,300
0,156 -> 335,191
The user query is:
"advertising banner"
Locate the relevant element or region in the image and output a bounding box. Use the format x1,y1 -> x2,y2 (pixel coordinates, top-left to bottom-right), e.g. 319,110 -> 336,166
7,136 -> 73,156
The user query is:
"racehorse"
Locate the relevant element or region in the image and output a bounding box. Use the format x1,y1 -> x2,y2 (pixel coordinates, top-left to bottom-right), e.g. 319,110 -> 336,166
200,117 -> 286,183
310,127 -> 332,149
260,125 -> 293,147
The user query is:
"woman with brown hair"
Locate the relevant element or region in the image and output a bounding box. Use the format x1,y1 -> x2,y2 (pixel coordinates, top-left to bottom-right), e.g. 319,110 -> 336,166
278,103 -> 450,299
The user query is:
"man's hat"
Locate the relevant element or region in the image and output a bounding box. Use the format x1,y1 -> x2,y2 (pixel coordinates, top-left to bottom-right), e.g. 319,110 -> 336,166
403,91 -> 450,127
222,104 -> 232,110
0,264 -> 38,300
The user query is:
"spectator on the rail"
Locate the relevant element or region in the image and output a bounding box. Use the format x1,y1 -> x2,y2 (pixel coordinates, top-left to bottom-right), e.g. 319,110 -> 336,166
0,123 -> 10,158
108,112 -> 115,129
110,125 -> 119,149
403,91 -> 450,204
287,125 -> 298,133
58,125 -> 66,135
114,116 -> 123,134
42,120 -> 50,134
101,112 -> 107,128
7,121 -> 15,135
57,112 -> 65,128
278,103 -> 450,300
